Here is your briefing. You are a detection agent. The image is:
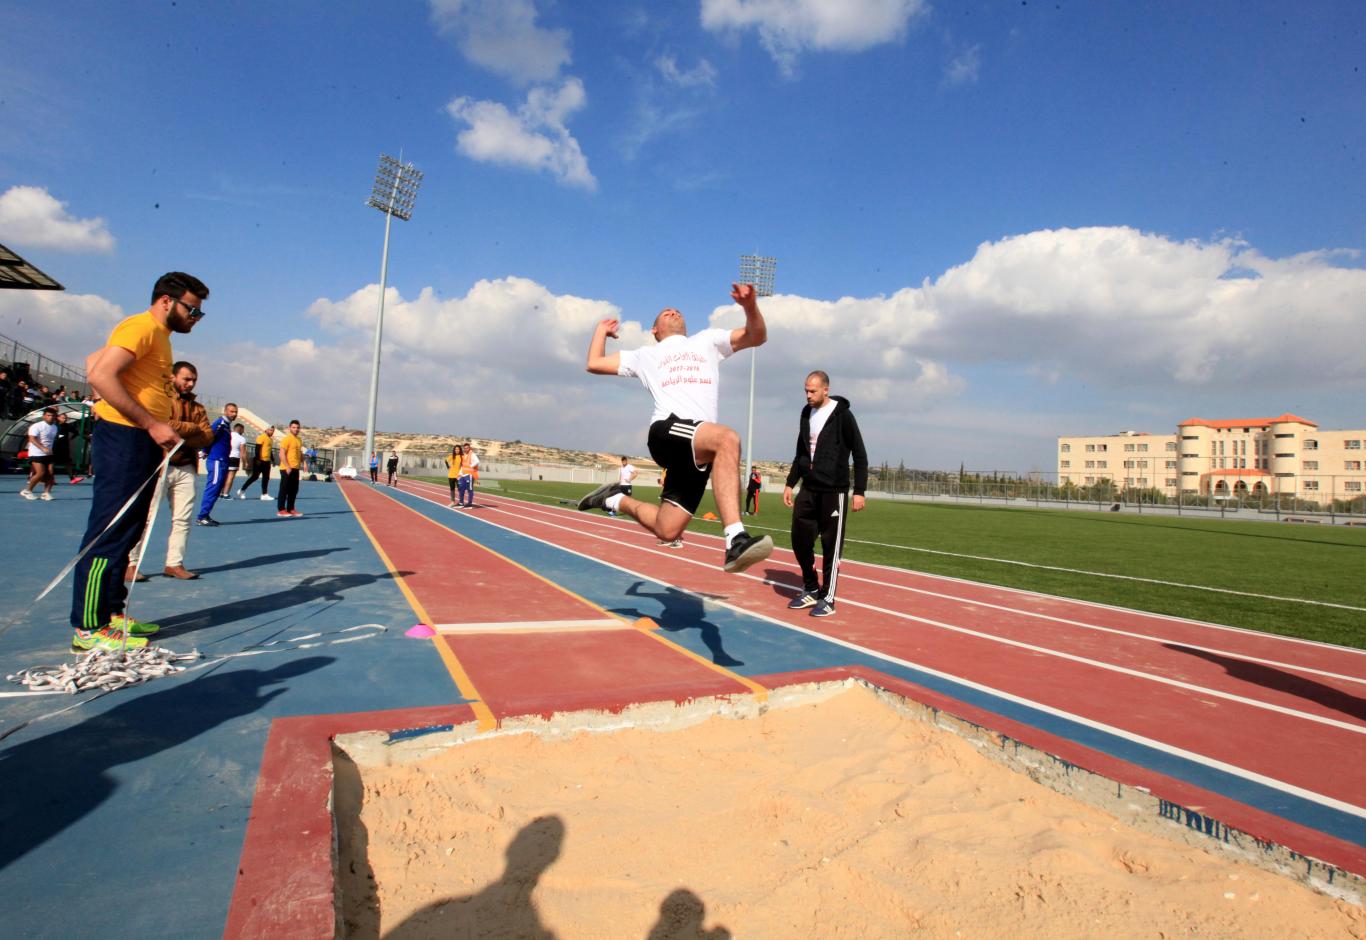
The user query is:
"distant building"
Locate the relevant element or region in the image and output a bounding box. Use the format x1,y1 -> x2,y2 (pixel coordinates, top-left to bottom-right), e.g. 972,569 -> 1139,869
1058,414 -> 1366,503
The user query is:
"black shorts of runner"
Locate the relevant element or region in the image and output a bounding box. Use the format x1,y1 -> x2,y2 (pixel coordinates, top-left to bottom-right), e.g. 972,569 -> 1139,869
646,414 -> 712,515
228,457 -> 241,469
29,454 -> 54,465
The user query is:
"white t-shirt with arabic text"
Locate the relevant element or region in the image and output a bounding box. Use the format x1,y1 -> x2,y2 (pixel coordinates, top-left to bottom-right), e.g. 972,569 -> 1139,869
617,328 -> 734,425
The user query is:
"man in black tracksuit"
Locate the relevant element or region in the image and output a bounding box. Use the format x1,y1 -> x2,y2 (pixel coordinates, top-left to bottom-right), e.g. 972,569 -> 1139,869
782,370 -> 868,618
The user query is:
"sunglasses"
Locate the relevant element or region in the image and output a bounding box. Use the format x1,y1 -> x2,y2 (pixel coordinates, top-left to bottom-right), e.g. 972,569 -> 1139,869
172,298 -> 206,319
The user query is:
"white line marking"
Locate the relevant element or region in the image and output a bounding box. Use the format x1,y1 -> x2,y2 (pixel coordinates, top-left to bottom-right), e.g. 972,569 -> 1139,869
460,492 -> 1366,732
442,482 -> 1366,668
367,481 -> 1366,819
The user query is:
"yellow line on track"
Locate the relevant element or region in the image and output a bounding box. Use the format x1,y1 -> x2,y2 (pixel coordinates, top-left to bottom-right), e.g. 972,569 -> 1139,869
385,480 -> 768,703
336,481 -> 497,731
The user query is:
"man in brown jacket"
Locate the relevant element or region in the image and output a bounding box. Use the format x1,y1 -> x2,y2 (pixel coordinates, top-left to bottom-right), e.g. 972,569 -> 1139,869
127,360 -> 214,580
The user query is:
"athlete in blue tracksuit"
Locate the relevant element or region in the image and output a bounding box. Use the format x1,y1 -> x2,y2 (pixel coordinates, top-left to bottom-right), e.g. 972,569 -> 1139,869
197,402 -> 238,524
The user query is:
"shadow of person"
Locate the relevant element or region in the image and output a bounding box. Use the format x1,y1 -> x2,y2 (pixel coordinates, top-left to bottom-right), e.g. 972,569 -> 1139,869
381,815 -> 566,940
760,566 -> 804,600
1164,643 -> 1366,721
615,582 -> 744,667
0,656 -> 333,872
155,571 -> 413,637
190,546 -> 350,576
647,888 -> 732,940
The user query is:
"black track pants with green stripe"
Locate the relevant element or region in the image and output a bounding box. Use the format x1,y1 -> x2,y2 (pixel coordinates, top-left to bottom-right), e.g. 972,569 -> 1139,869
70,421 -> 163,631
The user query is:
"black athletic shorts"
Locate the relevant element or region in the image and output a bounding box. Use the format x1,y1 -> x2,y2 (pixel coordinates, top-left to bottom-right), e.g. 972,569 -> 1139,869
646,414 -> 712,515
29,454 -> 54,465
228,457 -> 241,469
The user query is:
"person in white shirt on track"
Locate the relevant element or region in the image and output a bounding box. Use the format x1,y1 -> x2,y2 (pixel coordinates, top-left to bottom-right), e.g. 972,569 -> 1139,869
21,406 -> 60,501
579,283 -> 773,575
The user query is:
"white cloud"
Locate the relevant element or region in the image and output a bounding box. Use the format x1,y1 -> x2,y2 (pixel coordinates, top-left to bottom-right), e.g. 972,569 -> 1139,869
0,289 -> 124,367
429,0 -> 571,85
0,185 -> 115,253
655,54 -> 718,88
701,0 -> 928,75
447,79 -> 597,190
19,228 -> 1359,472
943,43 -> 980,87
916,227 -> 1366,390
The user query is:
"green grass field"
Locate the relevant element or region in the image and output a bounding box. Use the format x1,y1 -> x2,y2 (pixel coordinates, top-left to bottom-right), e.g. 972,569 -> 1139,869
423,477 -> 1366,650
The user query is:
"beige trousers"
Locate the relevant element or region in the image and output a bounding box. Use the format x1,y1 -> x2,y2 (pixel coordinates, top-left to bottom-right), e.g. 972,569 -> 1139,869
129,463 -> 198,569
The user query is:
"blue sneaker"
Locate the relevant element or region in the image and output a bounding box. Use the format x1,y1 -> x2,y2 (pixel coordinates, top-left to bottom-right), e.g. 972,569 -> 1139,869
810,598 -> 836,618
787,592 -> 819,610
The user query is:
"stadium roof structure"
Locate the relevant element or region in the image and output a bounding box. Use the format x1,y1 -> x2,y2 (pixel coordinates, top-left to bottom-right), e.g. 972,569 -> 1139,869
0,243 -> 64,290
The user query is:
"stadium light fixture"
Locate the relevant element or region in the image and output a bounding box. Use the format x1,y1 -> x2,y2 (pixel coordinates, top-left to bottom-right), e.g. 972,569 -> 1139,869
362,154 -> 424,467
738,254 -> 777,492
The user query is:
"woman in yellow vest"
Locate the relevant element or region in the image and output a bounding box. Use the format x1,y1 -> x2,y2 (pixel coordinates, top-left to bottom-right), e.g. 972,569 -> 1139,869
444,444 -> 462,508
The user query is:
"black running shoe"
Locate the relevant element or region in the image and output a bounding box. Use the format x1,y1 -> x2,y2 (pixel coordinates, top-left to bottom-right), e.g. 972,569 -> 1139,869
810,598 -> 836,618
787,591 -> 819,609
577,482 -> 627,512
723,531 -> 773,573
196,517 -> 220,527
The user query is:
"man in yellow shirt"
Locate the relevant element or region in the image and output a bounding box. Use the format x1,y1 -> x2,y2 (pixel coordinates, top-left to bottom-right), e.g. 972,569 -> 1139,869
70,271 -> 209,652
236,426 -> 275,499
276,419 -> 305,517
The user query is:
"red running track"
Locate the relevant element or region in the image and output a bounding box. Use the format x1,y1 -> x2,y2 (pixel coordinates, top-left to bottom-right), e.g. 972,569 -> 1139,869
389,477 -> 1366,876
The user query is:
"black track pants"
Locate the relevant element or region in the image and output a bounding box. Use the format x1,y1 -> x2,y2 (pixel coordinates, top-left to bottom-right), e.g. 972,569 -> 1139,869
790,486 -> 847,599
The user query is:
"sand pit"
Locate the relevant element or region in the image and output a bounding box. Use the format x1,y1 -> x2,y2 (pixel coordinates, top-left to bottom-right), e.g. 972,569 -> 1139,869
334,684 -> 1363,938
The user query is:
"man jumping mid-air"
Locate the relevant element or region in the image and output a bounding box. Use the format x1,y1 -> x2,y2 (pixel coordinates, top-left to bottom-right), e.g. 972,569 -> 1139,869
579,283 -> 773,574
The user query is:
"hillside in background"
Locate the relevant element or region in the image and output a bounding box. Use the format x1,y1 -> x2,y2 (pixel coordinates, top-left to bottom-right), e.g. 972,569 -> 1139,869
306,426 -> 793,479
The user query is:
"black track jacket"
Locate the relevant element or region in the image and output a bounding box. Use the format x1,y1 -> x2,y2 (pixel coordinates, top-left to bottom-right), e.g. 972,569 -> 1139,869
784,396 -> 868,495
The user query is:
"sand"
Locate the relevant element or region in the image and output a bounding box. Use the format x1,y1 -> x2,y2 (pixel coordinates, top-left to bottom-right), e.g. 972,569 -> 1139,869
335,686 -> 1363,939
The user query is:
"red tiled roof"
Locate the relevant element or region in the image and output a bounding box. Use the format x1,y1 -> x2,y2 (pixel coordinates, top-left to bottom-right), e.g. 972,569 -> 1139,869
1179,413 -> 1317,430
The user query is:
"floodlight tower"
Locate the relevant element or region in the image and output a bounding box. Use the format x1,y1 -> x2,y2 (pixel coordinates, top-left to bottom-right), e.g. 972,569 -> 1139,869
737,254 -> 777,492
362,154 -> 423,467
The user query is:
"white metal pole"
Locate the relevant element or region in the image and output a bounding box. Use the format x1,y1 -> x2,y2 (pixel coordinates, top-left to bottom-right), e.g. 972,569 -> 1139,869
744,346 -> 756,503
363,170 -> 403,466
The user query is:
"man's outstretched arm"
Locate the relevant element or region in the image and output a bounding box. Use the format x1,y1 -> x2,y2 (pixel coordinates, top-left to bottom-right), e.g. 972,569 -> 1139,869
586,318 -> 622,375
728,283 -> 767,353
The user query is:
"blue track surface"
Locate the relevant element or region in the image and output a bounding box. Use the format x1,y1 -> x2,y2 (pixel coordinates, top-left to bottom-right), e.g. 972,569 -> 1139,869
0,476 -> 456,939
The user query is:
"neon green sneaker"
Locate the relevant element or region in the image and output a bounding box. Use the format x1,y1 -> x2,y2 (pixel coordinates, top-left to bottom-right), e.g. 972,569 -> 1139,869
109,613 -> 161,637
72,625 -> 150,652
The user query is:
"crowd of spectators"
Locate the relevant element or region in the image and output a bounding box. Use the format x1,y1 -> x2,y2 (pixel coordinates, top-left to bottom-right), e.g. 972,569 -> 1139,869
1,362 -> 89,420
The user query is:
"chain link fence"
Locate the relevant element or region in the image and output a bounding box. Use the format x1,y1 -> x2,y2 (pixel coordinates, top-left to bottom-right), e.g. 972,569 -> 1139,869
865,470 -> 1366,523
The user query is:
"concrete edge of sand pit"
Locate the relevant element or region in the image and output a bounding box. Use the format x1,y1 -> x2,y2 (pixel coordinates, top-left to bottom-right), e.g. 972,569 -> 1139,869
330,678 -> 1364,910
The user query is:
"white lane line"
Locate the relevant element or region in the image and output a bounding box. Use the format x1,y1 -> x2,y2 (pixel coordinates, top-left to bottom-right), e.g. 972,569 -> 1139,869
395,482 -> 1366,733
375,481 -> 1366,820
435,483 -> 1366,674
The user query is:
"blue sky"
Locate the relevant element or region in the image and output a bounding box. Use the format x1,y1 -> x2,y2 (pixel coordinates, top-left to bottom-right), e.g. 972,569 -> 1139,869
1,1 -> 1363,472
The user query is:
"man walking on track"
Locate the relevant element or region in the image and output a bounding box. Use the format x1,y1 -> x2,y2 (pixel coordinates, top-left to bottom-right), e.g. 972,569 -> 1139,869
578,283 -> 773,574
611,455 -> 636,516
129,361 -> 214,580
20,406 -> 59,500
276,419 -> 304,517
237,425 -> 274,499
782,370 -> 868,618
197,401 -> 237,525
71,271 -> 209,651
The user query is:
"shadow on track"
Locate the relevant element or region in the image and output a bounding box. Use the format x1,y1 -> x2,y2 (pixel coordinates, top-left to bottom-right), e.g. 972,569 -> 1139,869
0,656 -> 332,873
157,571 -> 412,637
1165,644 -> 1366,721
612,581 -> 744,667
